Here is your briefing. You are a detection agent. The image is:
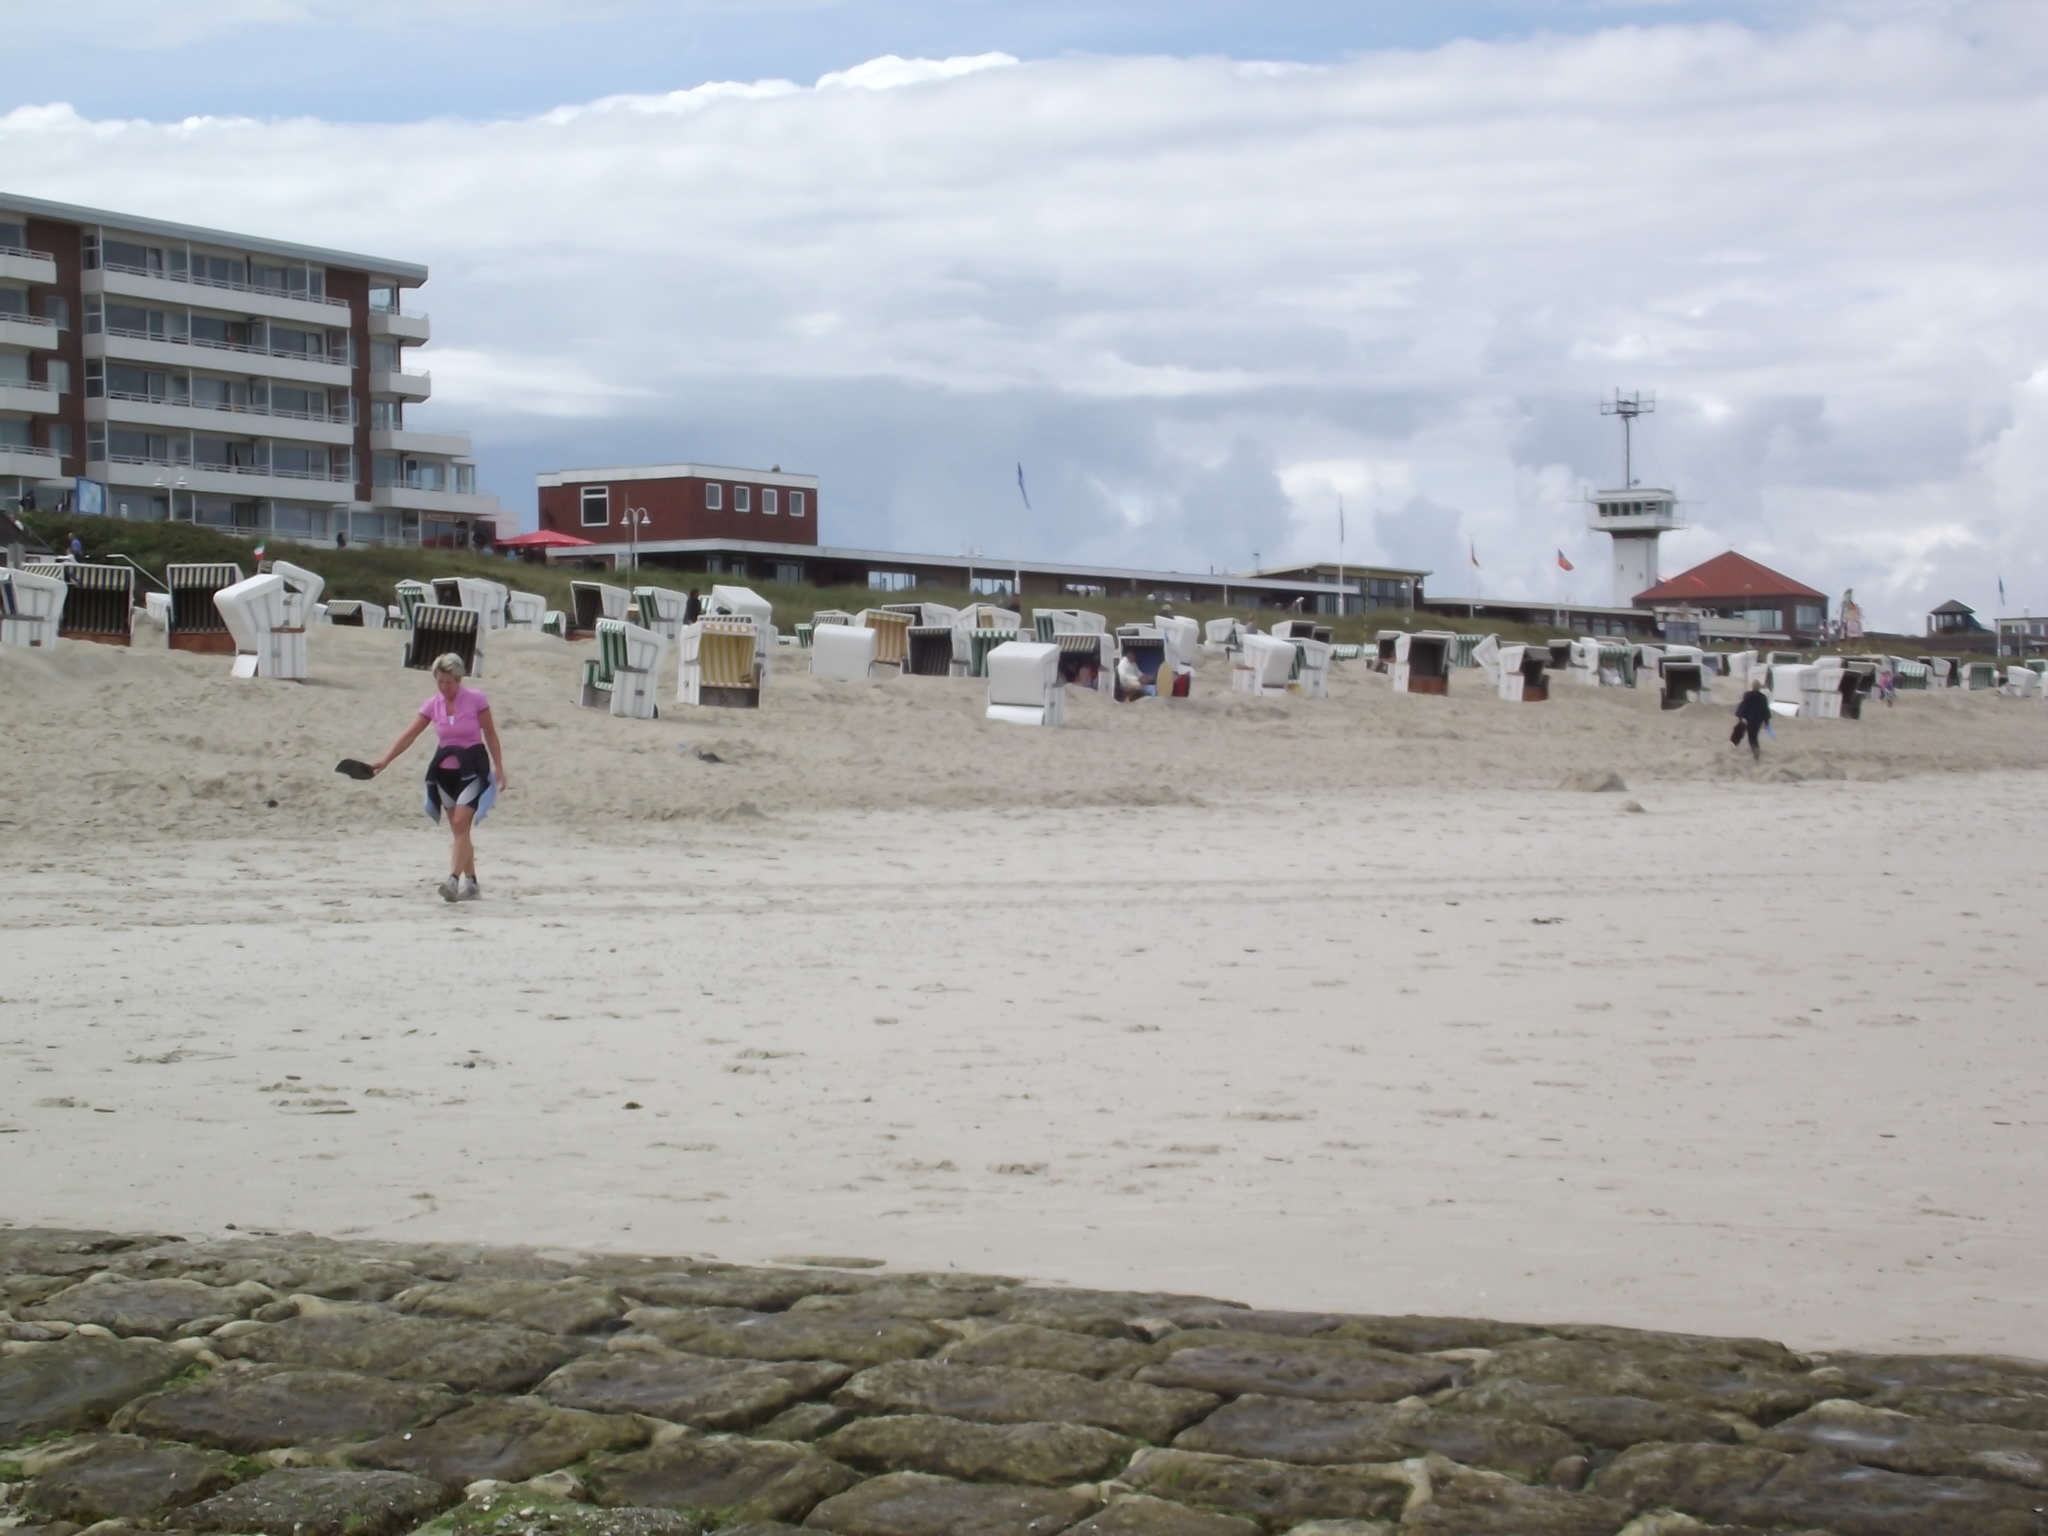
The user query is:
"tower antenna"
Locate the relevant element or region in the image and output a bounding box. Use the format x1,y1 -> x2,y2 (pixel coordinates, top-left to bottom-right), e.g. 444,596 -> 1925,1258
1600,389 -> 1656,488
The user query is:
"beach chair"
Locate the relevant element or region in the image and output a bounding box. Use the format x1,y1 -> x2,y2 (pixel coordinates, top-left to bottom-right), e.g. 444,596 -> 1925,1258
569,580 -> 629,640
431,577 -> 506,630
1915,656 -> 1953,688
325,599 -> 386,629
1052,631 -> 1113,692
404,603 -> 482,677
578,617 -> 665,719
1469,633 -> 1502,687
1546,639 -> 1573,673
1204,617 -> 1246,655
1633,644 -> 1665,676
142,590 -> 172,628
1498,643 -> 1550,702
858,608 -> 913,668
679,615 -> 761,708
633,586 -> 688,643
1391,631 -> 1453,695
214,572 -> 306,680
985,639 -> 1064,726
0,567 -> 65,649
904,625 -> 957,676
1800,662 -> 1846,719
1722,650 -> 1757,685
1660,661 -> 1707,710
812,608 -> 854,628
1116,633 -> 1168,699
810,620 -> 877,681
1270,618 -> 1317,641
45,563 -> 135,645
1768,661 -> 1811,710
495,591 -> 542,632
1375,631 -> 1402,673
541,610 -> 568,638
1450,633 -> 1488,669
394,580 -> 434,629
2001,665 -> 2042,699
1233,632 -> 1296,695
1289,637 -> 1333,699
165,563 -> 245,654
1033,608 -> 1107,642
1153,615 -> 1199,670
960,603 -> 1022,629
1960,661 -> 1997,690
966,628 -> 1020,678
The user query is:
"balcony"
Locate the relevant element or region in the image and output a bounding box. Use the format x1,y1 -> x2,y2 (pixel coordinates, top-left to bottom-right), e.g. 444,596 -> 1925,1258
0,312 -> 61,351
90,392 -> 356,447
368,309 -> 430,343
0,379 -> 60,415
0,444 -> 62,478
369,427 -> 470,457
98,454 -> 357,503
0,247 -> 58,285
87,263 -> 352,329
371,483 -> 499,517
369,369 -> 431,403
92,327 -> 351,388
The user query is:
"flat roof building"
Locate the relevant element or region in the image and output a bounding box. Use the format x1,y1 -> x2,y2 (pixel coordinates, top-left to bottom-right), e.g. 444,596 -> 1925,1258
0,193 -> 502,549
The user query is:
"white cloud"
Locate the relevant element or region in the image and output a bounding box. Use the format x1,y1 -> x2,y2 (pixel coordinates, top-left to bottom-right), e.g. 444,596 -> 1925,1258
6,9 -> 2047,625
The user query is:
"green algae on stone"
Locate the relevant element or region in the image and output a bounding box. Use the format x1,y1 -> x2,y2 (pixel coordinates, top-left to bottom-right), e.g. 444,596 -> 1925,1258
583,1433 -> 858,1526
29,1278 -> 258,1338
411,1488 -> 706,1536
0,1336 -> 192,1444
214,1309 -> 584,1393
619,1309 -> 942,1370
1759,1397 -> 2048,1488
19,1434 -> 239,1524
832,1361 -> 1216,1444
939,1324 -> 1159,1380
1403,1465 -> 1628,1535
817,1413 -> 1135,1484
1174,1394 -> 1577,1480
1118,1447 -> 1412,1527
1445,1379 -> 1745,1450
395,1280 -> 628,1337
1135,1333 -> 1454,1403
114,1366 -> 460,1452
617,1272 -> 869,1315
1059,1493 -> 1261,1535
798,1470 -> 1095,1536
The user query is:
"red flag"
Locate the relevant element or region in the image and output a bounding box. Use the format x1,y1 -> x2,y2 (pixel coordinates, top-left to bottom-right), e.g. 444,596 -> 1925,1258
1557,549 -> 1574,571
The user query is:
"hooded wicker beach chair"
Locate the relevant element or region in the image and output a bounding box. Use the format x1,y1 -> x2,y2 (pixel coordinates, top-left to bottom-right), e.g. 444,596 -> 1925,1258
165,563 -> 245,654
404,603 -> 482,676
679,615 -> 762,708
985,639 -> 1064,726
810,620 -> 878,681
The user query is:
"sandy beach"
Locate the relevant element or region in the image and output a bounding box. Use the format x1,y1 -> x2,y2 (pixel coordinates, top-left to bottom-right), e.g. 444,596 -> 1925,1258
2,629 -> 2044,1358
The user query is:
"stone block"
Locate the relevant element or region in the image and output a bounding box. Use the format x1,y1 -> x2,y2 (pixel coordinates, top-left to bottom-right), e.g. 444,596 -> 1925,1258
1167,1309 -> 1543,1354
584,1433 -> 859,1526
994,1289 -> 1242,1341
1136,1334 -> 1453,1403
1405,1465 -> 1628,1534
215,1309 -> 583,1393
1760,1397 -> 2048,1487
114,1366 -> 459,1452
834,1361 -> 1216,1443
29,1279 -> 255,1338
1446,1380 -> 1744,1450
397,1281 -> 628,1336
414,1487 -> 707,1536
1478,1339 -> 1832,1422
1060,1493 -> 1260,1535
618,1273 -> 869,1314
0,1335 -> 191,1443
818,1413 -> 1135,1484
622,1309 -> 941,1369
540,1351 -> 849,1432
19,1434 -> 237,1523
940,1325 -> 1158,1380
1118,1447 -> 1411,1527
799,1470 -> 1095,1535
1176,1395 -> 1577,1479
184,1467 -> 452,1536
353,1399 -> 649,1489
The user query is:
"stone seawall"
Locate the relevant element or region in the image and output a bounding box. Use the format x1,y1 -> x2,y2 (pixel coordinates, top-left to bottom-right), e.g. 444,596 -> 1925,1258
3,1229 -> 2045,1536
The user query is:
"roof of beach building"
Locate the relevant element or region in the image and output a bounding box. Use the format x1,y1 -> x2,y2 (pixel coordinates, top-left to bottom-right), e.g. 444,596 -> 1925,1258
1633,551 -> 1826,608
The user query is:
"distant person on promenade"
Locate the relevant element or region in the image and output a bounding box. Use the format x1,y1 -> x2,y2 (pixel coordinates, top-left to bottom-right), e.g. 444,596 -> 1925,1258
683,587 -> 703,624
363,653 -> 508,902
1731,680 -> 1771,760
64,532 -> 82,562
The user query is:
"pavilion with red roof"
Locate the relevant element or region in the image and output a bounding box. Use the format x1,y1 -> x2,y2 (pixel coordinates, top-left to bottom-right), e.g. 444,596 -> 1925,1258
1633,552 -> 1830,644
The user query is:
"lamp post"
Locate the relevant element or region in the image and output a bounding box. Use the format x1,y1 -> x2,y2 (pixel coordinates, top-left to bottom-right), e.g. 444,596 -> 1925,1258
152,474 -> 190,524
621,502 -> 650,576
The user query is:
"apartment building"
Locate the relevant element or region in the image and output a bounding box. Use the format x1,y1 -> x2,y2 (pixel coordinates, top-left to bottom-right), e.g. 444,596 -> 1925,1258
0,193 -> 501,548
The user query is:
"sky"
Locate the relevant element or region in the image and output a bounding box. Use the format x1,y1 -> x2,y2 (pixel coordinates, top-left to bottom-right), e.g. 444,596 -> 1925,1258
5,0 -> 2045,627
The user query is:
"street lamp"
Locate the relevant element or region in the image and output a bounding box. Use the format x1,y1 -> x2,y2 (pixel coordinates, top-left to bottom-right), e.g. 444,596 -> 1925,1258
152,474 -> 190,524
620,502 -> 651,575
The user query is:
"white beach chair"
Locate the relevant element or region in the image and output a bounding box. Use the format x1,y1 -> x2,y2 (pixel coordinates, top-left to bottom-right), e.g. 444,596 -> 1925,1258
810,621 -> 878,681
1391,631 -> 1454,694
858,608 -> 913,669
634,586 -> 689,643
569,580 -> 630,639
1290,637 -> 1333,699
2002,666 -> 2042,699
1469,633 -> 1502,687
269,560 -> 325,627
215,572 -> 305,680
505,591 -> 547,632
0,567 -> 65,649
579,617 -> 666,719
679,615 -> 761,708
985,639 -> 1064,726
1660,660 -> 1708,710
1498,643 -> 1549,702
1155,615 -> 1200,670
1033,608 -> 1107,642
405,604 -> 483,678
1204,617 -> 1245,655
1233,632 -> 1296,695
325,599 -> 386,629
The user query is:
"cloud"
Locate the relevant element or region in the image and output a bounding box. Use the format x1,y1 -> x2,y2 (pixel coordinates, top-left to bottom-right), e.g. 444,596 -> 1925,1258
6,7 -> 2047,626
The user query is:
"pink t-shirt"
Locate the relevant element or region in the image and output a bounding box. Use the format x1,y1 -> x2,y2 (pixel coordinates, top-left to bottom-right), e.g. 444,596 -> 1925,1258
419,685 -> 489,749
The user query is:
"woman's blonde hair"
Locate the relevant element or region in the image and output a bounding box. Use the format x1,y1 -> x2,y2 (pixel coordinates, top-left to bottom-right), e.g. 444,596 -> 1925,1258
432,653 -> 468,680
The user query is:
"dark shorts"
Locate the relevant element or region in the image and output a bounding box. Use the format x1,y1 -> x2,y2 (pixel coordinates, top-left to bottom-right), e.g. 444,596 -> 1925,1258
425,742 -> 492,811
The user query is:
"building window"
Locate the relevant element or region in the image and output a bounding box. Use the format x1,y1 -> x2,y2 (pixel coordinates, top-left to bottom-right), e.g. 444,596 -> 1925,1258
762,487 -> 777,515
370,340 -> 399,372
1732,608 -> 1782,631
790,490 -> 805,518
39,295 -> 69,330
704,482 -> 722,510
87,423 -> 106,460
771,562 -> 803,585
46,360 -> 70,395
455,464 -> 475,494
1063,583 -> 1107,597
1794,604 -> 1824,631
970,576 -> 1015,596
46,423 -> 72,459
869,570 -> 917,591
734,486 -> 751,513
371,399 -> 402,429
580,484 -> 610,527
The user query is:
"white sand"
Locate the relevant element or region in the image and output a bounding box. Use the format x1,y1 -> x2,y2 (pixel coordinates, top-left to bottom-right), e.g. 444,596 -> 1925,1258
1,629 -> 2044,1355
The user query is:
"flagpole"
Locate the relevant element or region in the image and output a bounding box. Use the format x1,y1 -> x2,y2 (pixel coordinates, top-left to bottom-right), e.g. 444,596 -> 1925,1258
1337,495 -> 1346,620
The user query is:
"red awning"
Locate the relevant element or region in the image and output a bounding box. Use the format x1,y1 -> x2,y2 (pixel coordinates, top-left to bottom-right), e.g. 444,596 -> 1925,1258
495,529 -> 596,549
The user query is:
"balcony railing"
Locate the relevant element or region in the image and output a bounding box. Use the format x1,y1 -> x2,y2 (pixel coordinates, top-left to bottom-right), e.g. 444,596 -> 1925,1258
103,387 -> 352,425
0,245 -> 56,263
105,452 -> 352,483
104,324 -> 350,367
0,378 -> 54,394
0,310 -> 58,333
0,444 -> 60,464
101,260 -> 351,310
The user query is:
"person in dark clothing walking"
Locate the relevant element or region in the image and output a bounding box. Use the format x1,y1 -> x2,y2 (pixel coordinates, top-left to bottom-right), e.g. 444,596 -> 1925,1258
1731,680 -> 1771,759
683,587 -> 703,624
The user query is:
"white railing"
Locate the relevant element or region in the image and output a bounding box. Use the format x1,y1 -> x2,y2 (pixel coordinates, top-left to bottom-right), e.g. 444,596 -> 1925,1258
0,378 -> 54,394
101,260 -> 351,310
0,310 -> 57,333
0,444 -> 60,465
104,324 -> 349,367
0,245 -> 56,263
106,453 -> 352,483
104,388 -> 350,425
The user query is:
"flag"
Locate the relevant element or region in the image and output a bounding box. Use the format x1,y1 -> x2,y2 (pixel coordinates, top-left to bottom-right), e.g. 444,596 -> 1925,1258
1999,576 -> 2007,606
1016,463 -> 1031,511
253,543 -> 266,561
1557,549 -> 1574,572
1469,541 -> 1480,569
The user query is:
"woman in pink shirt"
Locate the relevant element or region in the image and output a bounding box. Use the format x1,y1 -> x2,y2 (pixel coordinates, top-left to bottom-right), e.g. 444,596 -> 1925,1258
368,653 -> 509,901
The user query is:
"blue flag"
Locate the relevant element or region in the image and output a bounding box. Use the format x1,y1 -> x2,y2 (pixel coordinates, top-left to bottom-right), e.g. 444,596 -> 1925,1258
1016,463 -> 1031,511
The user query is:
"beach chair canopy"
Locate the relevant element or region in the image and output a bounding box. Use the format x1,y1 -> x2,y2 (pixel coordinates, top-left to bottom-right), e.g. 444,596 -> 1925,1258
985,638 -> 1065,726
1239,632 -> 1296,689
0,567 -> 66,646
168,564 -> 244,634
405,604 -> 481,674
709,585 -> 773,624
811,621 -> 878,681
505,591 -> 547,631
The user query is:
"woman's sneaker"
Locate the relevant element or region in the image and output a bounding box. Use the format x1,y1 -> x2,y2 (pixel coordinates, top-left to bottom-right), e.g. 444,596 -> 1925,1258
457,876 -> 481,901
439,874 -> 461,903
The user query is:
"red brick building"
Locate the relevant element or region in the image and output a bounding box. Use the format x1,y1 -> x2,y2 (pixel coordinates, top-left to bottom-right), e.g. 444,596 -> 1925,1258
1634,551 -> 1829,643
536,462 -> 817,575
